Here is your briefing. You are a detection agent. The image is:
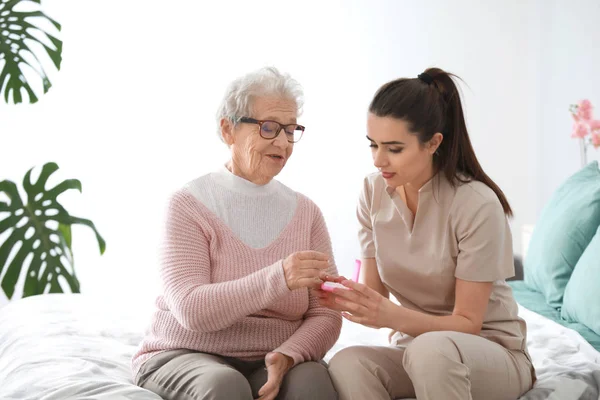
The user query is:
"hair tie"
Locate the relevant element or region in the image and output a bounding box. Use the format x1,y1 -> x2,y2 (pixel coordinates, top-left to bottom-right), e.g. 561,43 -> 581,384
418,72 -> 434,85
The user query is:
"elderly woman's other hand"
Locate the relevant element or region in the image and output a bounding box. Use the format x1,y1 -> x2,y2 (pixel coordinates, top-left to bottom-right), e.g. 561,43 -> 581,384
282,251 -> 330,290
256,352 -> 294,400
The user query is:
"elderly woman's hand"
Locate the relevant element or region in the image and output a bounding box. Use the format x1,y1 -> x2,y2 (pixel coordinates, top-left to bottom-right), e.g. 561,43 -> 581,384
257,352 -> 293,400
282,251 -> 330,290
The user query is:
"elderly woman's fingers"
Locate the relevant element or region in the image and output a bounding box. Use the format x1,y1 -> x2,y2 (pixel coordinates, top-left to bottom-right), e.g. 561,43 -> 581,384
298,276 -> 324,290
258,352 -> 288,400
313,289 -> 347,310
299,268 -> 326,281
299,260 -> 329,270
317,295 -> 346,311
257,382 -> 279,400
283,252 -> 330,290
257,380 -> 279,400
320,274 -> 347,282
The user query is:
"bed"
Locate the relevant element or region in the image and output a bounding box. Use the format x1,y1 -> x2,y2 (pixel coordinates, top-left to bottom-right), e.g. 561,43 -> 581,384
0,293 -> 599,400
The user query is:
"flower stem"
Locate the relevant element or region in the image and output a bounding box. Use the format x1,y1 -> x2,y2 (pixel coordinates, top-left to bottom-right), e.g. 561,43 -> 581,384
580,137 -> 588,167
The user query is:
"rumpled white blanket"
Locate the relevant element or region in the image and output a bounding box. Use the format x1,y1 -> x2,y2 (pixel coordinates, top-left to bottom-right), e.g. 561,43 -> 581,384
0,294 -> 598,400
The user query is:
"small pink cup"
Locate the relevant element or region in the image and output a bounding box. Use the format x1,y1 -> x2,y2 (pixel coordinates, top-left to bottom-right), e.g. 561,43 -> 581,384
321,259 -> 362,292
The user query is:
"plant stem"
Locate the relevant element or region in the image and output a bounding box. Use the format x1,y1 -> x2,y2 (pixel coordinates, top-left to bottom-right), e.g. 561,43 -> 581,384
580,137 -> 588,167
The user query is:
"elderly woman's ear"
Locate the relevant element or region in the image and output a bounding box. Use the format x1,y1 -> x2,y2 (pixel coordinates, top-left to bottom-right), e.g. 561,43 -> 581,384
220,118 -> 235,146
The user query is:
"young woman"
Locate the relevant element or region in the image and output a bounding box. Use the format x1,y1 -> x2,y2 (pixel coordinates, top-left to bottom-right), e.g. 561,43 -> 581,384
319,68 -> 535,400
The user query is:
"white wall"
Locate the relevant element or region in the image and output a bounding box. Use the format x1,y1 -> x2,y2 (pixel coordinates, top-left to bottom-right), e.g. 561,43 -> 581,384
537,0 -> 600,215
1,0 -> 595,308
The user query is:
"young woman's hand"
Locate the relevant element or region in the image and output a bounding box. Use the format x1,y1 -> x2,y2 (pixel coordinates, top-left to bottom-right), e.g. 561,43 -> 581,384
311,274 -> 346,309
315,278 -> 397,329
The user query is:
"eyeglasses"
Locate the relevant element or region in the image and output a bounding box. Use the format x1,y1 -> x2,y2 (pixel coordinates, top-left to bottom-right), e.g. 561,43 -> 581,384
238,117 -> 305,143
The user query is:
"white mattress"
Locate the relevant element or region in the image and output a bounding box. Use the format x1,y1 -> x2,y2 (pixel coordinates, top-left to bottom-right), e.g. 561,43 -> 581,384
0,294 -> 598,400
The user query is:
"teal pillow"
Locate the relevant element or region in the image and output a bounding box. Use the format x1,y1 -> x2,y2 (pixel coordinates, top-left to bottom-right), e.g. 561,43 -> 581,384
524,161 -> 600,308
561,225 -> 600,335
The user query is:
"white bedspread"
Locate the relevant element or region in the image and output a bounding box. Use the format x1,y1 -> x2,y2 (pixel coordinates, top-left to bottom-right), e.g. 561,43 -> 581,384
0,294 -> 598,400
516,306 -> 600,399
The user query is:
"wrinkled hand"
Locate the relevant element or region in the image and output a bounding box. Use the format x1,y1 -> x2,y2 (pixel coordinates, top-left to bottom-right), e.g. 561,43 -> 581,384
257,352 -> 293,400
282,251 -> 330,291
315,278 -> 396,329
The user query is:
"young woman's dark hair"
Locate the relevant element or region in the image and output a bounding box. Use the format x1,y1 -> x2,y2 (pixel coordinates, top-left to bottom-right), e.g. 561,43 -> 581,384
369,68 -> 513,217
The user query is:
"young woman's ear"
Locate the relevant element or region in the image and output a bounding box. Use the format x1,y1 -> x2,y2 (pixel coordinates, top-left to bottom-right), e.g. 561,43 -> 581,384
220,118 -> 235,146
429,132 -> 444,155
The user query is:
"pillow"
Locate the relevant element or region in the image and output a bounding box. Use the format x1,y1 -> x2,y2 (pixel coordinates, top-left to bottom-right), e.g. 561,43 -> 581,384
524,161 -> 600,308
561,225 -> 600,335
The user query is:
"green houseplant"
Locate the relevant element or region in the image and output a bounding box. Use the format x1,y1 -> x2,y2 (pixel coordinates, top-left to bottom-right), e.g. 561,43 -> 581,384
1,3 -> 103,299
0,0 -> 62,104
0,163 -> 105,299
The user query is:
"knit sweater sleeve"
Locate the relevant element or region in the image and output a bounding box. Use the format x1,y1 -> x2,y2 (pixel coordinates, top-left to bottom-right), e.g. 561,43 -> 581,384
160,190 -> 291,333
273,201 -> 343,365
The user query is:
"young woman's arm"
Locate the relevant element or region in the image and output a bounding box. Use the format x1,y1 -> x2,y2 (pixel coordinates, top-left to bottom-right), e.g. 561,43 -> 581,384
361,257 -> 389,299
330,277 -> 492,335
388,197 -> 511,336
386,279 -> 492,336
331,199 -> 508,336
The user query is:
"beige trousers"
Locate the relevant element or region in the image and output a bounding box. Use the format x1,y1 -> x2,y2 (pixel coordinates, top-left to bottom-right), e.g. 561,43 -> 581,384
328,331 -> 535,400
135,349 -> 338,400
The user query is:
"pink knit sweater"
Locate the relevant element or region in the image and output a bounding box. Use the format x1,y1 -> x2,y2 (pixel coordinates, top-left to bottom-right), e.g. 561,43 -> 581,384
131,188 -> 342,377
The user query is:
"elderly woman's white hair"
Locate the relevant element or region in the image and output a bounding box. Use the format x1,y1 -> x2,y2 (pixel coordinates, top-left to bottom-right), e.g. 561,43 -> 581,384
216,67 -> 304,142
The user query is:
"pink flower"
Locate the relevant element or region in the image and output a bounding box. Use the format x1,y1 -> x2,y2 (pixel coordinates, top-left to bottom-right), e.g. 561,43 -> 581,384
592,132 -> 600,149
577,99 -> 593,121
571,122 -> 589,138
589,119 -> 600,132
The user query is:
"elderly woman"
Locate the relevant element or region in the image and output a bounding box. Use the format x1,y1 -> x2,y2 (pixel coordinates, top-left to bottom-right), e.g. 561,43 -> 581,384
131,67 -> 342,400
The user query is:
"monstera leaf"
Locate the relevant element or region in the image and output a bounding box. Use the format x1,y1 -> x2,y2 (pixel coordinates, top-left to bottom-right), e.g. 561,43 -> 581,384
0,163 -> 105,299
0,0 -> 62,104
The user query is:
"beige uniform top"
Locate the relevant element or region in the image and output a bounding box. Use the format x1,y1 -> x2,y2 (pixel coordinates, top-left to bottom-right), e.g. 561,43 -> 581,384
358,172 -> 528,351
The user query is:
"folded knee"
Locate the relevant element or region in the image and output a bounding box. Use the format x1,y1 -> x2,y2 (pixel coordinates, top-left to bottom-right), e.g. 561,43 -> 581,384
328,346 -> 376,378
282,362 -> 336,400
403,332 -> 463,376
201,368 -> 252,399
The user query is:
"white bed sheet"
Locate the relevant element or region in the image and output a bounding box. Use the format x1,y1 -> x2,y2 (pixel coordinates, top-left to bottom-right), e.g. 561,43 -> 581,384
0,294 -> 598,400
